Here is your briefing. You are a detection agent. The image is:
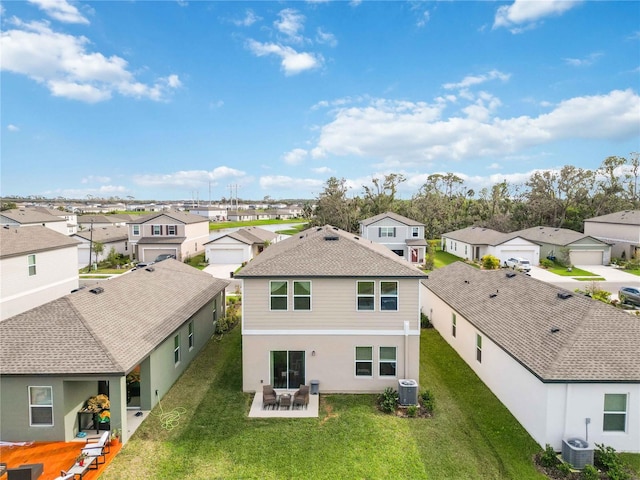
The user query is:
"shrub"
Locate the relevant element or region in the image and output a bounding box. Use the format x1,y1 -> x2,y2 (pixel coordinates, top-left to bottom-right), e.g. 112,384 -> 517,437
420,390 -> 435,413
481,254 -> 500,270
580,464 -> 599,480
378,387 -> 398,414
594,443 -> 631,480
407,405 -> 418,417
540,444 -> 559,468
557,461 -> 572,476
540,258 -> 554,269
420,311 -> 432,329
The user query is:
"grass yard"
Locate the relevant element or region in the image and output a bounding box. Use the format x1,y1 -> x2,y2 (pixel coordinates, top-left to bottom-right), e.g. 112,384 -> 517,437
209,219 -> 308,231
547,265 -> 597,277
433,250 -> 463,269
102,328 -> 548,480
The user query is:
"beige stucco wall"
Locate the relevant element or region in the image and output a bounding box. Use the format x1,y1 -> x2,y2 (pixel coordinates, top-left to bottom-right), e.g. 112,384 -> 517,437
584,221 -> 639,259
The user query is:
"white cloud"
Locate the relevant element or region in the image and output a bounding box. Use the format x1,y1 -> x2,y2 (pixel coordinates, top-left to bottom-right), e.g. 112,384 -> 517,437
7,124 -> 20,132
283,148 -> 308,165
81,175 -> 111,184
312,166 -> 334,174
28,0 -> 90,25
259,175 -> 324,192
494,0 -> 581,33
246,39 -> 323,75
564,52 -> 603,67
46,185 -> 128,198
274,8 -> 305,44
0,19 -> 181,103
443,70 -> 510,90
309,89 -> 640,165
316,28 -> 337,47
133,166 -> 247,188
232,9 -> 261,27
488,163 -> 501,170
416,10 -> 430,28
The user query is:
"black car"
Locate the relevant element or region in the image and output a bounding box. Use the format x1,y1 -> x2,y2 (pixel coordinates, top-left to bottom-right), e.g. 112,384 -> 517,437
618,286 -> 640,306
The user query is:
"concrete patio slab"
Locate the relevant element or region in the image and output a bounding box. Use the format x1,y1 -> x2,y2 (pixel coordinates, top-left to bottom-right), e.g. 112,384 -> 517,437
248,391 -> 319,418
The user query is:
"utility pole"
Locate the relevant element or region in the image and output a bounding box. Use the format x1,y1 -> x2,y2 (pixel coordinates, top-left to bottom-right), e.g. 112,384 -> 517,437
87,220 -> 94,273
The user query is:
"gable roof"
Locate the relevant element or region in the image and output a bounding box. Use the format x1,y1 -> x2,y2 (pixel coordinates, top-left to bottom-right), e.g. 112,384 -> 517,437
424,262 -> 640,383
77,215 -> 123,224
1,225 -> 80,259
204,226 -> 277,246
73,225 -> 128,243
0,260 -> 229,375
1,209 -> 65,225
585,210 -> 640,226
442,226 -> 530,246
360,211 -> 424,227
235,225 -> 426,278
130,211 -> 208,225
512,226 -> 609,247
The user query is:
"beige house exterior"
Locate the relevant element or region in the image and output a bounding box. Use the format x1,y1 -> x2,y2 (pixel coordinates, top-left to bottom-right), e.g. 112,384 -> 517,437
1,209 -> 68,235
127,211 -> 210,262
1,226 -> 80,321
236,225 -> 426,394
584,210 -> 640,260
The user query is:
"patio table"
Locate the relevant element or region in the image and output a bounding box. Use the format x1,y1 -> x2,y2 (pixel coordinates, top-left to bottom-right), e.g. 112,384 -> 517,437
66,455 -> 98,480
279,393 -> 291,410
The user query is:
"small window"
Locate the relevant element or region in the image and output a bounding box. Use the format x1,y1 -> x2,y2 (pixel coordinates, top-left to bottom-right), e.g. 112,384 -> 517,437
465,245 -> 468,255
132,225 -> 140,236
476,334 -> 482,363
167,225 -> 177,236
379,347 -> 397,377
357,281 -> 375,311
28,254 -> 36,276
355,346 -> 373,377
412,227 -> 419,238
29,386 -> 53,426
152,225 -> 162,236
603,394 -> 627,432
270,281 -> 288,310
380,281 -> 398,311
452,313 -> 457,338
379,227 -> 396,238
293,281 -> 311,310
212,298 -> 218,324
188,322 -> 194,350
174,334 -> 181,366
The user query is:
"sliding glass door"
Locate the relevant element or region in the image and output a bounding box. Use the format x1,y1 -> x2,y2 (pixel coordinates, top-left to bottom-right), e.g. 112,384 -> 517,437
271,350 -> 305,389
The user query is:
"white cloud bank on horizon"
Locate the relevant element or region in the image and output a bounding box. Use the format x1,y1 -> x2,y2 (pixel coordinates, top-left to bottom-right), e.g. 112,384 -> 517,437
133,166 -> 248,189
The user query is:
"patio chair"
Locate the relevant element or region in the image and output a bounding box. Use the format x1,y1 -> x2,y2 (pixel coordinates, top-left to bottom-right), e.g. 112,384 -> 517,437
293,384 -> 309,409
262,384 -> 277,409
82,430 -> 110,460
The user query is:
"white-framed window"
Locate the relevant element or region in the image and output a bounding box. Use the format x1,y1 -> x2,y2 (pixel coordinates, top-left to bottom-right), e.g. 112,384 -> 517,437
603,394 -> 627,432
293,281 -> 311,310
379,227 -> 396,238
28,254 -> 37,276
188,322 -> 194,350
167,225 -> 177,236
357,281 -> 375,311
212,298 -> 218,324
29,386 -> 53,426
152,225 -> 162,236
465,245 -> 468,255
174,334 -> 181,366
452,313 -> 457,338
412,227 -> 419,238
476,334 -> 482,363
270,281 -> 288,310
379,347 -> 397,377
380,281 -> 398,311
132,225 -> 140,236
355,346 -> 373,377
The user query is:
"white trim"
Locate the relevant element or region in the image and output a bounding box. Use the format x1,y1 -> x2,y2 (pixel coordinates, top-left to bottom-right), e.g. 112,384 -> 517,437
28,385 -> 53,427
243,329 -> 421,336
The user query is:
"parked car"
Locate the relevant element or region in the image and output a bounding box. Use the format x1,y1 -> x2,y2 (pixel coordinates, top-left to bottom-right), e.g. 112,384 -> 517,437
155,254 -> 176,262
130,261 -> 154,271
504,257 -> 531,272
618,286 -> 640,306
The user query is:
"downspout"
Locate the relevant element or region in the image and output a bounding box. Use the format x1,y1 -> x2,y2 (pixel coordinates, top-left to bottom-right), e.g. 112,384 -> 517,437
404,320 -> 410,379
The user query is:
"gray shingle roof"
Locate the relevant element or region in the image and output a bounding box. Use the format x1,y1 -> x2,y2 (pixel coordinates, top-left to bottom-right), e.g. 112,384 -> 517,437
1,209 -> 65,224
0,260 -> 229,375
73,225 -> 128,243
424,262 -> 640,382
442,226 -> 525,246
130,211 -> 208,225
360,211 -> 424,227
1,226 -> 80,258
585,210 -> 640,226
205,226 -> 277,246
512,226 -> 607,246
235,225 -> 427,278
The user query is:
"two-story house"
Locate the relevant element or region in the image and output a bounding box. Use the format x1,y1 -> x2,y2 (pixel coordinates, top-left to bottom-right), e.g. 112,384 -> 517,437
127,211 -> 210,263
235,225 -> 427,394
0,209 -> 68,235
584,210 -> 640,260
359,212 -> 427,264
1,226 -> 80,321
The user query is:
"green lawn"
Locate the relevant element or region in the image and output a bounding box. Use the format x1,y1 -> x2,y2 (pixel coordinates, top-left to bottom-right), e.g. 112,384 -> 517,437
548,265 -> 597,276
209,219 -> 308,231
433,250 -> 463,269
102,328 -> 549,480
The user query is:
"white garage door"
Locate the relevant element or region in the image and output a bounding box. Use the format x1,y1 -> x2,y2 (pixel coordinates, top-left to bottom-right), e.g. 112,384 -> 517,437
208,248 -> 245,264
501,250 -> 536,263
570,250 -> 603,265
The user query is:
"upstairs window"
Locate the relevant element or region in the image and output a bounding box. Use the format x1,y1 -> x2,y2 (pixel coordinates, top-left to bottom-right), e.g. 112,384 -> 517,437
270,281 -> 288,310
28,254 -> 37,276
379,227 -> 396,238
167,225 -> 177,236
603,394 -> 627,432
412,227 -> 419,237
293,281 -> 311,310
132,225 -> 140,236
152,225 -> 162,236
29,386 -> 53,426
357,281 -> 375,311
380,281 -> 398,311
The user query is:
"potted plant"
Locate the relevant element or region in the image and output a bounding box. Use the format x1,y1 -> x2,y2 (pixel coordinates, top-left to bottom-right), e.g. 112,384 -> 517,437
76,452 -> 88,466
110,428 -> 121,446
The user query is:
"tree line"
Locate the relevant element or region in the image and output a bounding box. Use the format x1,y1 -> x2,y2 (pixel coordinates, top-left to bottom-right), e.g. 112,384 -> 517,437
308,154 -> 640,239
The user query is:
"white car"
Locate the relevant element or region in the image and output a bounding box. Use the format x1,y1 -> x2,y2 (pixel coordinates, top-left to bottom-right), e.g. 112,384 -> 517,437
504,257 -> 531,272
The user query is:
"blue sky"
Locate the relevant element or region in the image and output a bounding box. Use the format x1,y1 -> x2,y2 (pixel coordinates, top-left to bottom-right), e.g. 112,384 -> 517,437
1,0 -> 639,202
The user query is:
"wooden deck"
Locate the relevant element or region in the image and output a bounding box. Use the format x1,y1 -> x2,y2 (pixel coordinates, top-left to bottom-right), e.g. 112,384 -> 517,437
0,440 -> 121,480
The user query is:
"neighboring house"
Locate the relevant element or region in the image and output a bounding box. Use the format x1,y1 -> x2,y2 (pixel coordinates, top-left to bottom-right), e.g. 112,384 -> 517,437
0,209 -> 68,235
0,226 -> 80,321
189,205 -> 228,221
127,211 -> 210,262
422,262 -> 640,453
72,225 -> 130,268
32,207 -> 78,235
359,212 -> 428,264
77,214 -> 128,230
0,260 -> 228,444
584,210 -> 640,260
513,226 -> 611,265
236,225 -> 426,394
204,226 -> 279,264
441,226 -> 540,265
226,209 -> 273,222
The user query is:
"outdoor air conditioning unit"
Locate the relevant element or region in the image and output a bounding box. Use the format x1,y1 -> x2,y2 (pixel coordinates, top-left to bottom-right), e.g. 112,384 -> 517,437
398,379 -> 418,406
561,438 -> 593,469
